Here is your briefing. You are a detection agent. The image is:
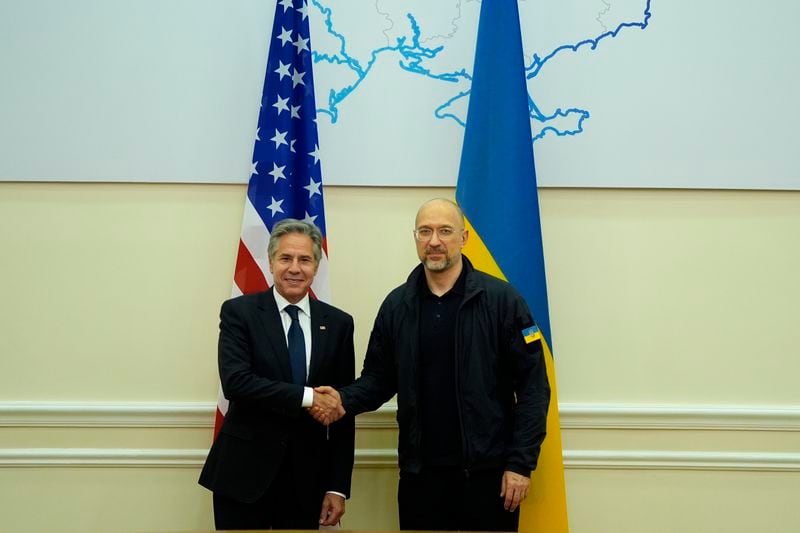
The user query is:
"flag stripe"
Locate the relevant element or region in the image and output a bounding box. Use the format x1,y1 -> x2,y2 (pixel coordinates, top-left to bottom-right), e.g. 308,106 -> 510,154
233,239 -> 269,295
310,243 -> 331,302
239,198 -> 273,285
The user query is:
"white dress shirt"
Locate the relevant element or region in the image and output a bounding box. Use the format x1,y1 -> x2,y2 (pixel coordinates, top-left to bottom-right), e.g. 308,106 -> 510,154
273,290 -> 314,407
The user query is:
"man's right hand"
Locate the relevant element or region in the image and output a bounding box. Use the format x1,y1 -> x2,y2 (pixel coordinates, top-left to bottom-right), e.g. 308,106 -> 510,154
310,386 -> 345,425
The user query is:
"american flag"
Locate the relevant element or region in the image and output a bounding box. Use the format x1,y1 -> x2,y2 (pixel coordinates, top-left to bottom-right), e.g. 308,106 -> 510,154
214,0 -> 330,438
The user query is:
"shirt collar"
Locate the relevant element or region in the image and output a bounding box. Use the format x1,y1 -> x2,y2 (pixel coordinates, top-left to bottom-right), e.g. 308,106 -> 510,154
420,262 -> 467,299
273,289 -> 311,317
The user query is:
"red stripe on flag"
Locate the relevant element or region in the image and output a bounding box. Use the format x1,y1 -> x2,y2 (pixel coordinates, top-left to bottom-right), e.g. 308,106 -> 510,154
213,408 -> 225,441
234,239 -> 269,295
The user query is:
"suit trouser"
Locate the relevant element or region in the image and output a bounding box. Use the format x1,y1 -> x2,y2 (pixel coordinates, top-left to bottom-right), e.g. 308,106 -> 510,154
212,456 -> 324,530
398,466 -> 520,532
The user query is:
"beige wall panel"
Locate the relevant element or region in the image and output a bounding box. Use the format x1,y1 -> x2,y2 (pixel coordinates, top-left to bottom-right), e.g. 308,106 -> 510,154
0,466 -> 402,533
565,469 -> 800,533
540,189 -> 800,405
345,467 -> 401,530
2,184 -> 799,406
563,428 -> 800,455
0,467 -> 213,533
0,183 -> 243,401
0,426 -> 212,450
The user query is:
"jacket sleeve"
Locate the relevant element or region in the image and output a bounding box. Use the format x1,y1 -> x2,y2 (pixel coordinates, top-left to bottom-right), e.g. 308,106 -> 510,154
326,315 -> 356,497
339,300 -> 398,415
504,294 -> 551,476
218,299 -> 304,417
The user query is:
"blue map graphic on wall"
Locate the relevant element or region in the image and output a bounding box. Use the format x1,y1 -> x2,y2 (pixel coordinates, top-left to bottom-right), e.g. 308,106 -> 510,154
307,0 -> 800,189
312,0 -> 650,139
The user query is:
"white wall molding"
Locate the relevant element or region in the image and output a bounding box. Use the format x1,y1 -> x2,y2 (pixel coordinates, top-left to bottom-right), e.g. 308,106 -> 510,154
0,448 -> 206,467
2,401 -> 798,431
0,448 -> 396,469
2,448 -> 798,472
559,403 -> 800,431
565,450 -> 800,472
0,401 -> 216,428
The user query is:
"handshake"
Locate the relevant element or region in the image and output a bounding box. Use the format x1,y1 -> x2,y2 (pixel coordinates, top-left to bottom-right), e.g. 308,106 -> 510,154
308,386 -> 346,426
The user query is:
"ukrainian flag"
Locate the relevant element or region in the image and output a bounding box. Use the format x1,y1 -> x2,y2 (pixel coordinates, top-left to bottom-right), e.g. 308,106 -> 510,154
522,325 -> 543,345
455,1 -> 569,531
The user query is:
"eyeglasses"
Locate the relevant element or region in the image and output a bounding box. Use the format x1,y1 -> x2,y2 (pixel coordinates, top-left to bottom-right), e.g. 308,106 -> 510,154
413,226 -> 461,242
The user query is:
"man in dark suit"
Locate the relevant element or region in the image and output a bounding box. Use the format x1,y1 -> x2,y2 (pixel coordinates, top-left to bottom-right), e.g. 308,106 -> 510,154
199,218 -> 355,530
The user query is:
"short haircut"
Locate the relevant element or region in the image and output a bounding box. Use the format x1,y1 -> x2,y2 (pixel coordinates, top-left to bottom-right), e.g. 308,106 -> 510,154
416,198 -> 466,228
268,218 -> 323,264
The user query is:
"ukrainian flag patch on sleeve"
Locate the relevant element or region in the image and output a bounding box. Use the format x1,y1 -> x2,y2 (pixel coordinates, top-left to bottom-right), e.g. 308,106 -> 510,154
522,324 -> 542,344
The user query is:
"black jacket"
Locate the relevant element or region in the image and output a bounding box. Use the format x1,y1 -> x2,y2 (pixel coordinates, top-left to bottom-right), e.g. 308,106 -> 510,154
340,256 -> 550,476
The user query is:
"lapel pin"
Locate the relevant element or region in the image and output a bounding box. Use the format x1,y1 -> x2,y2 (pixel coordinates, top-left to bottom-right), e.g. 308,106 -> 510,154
319,325 -> 327,330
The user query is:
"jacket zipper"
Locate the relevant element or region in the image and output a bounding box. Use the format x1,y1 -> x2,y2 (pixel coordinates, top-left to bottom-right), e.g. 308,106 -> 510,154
454,288 -> 479,477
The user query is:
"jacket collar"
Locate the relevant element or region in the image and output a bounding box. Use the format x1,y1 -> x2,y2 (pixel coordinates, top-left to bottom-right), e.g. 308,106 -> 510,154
254,287 -> 328,384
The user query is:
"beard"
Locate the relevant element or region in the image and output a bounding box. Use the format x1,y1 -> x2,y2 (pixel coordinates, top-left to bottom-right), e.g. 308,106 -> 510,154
423,247 -> 453,272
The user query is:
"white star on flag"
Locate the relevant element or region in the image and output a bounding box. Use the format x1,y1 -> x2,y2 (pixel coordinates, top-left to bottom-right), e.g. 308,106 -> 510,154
277,27 -> 292,46
274,61 -> 291,80
270,129 -> 288,149
309,144 -> 321,164
273,95 -> 290,115
292,35 -> 309,53
291,68 -> 305,88
267,196 -> 284,217
304,178 -> 321,197
298,2 -> 309,20
269,163 -> 287,182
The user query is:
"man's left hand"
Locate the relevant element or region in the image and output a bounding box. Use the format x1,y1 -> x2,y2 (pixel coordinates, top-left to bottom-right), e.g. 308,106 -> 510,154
319,493 -> 345,526
500,470 -> 530,512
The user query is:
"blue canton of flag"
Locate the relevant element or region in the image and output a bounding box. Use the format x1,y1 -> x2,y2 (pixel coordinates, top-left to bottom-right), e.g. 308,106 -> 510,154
250,0 -> 326,238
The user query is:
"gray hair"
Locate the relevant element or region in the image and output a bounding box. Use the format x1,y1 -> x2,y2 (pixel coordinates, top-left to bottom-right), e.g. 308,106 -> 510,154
268,218 -> 324,264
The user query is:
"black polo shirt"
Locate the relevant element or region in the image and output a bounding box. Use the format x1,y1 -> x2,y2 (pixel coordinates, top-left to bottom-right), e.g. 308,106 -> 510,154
418,266 -> 467,467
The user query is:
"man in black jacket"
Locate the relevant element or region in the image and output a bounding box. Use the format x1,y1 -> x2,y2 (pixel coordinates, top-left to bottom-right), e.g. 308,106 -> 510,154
199,219 -> 355,530
314,199 -> 550,531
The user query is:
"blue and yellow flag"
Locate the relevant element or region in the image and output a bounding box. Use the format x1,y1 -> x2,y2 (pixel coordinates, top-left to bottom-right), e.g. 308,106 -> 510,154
455,1 -> 569,531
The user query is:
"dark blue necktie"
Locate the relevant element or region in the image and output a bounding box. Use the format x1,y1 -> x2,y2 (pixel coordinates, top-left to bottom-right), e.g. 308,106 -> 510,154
285,305 -> 306,385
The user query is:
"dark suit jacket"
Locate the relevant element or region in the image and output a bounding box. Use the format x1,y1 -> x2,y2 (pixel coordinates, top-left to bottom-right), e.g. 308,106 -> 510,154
199,288 -> 356,504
